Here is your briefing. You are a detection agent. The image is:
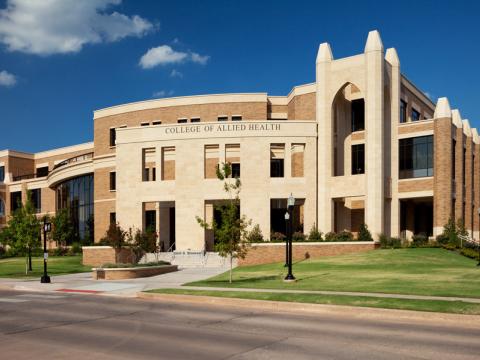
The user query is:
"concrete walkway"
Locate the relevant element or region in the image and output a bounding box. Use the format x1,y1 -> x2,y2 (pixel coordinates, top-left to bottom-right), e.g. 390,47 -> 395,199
0,267 -> 228,297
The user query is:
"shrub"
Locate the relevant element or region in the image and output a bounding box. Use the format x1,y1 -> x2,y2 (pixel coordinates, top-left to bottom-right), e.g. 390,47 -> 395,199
292,232 -> 306,242
460,248 -> 479,260
246,224 -> 264,243
379,233 -> 402,249
68,242 -> 82,256
411,233 -> 429,247
307,224 -> 323,242
324,232 -> 336,242
100,223 -> 127,250
390,237 -> 402,248
51,247 -> 69,256
357,223 -> 373,242
270,232 -> 286,242
336,231 -> 354,242
436,233 -> 449,245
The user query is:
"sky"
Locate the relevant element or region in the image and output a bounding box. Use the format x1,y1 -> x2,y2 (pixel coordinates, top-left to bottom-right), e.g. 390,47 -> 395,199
0,0 -> 479,153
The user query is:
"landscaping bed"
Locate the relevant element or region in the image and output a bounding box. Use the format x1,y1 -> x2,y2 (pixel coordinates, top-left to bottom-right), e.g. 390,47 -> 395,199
93,262 -> 177,280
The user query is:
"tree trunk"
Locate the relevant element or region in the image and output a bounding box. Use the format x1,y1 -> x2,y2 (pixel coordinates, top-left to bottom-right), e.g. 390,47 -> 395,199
28,246 -> 32,271
229,255 -> 233,283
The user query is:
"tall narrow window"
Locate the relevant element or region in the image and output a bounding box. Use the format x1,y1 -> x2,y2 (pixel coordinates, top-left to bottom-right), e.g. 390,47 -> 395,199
452,139 -> 456,180
109,128 -> 116,146
142,148 -> 156,182
270,144 -> 285,177
30,189 -> 41,213
351,99 -> 365,132
0,166 -> 4,182
10,191 -> 21,212
0,199 -> 5,216
291,144 -> 305,177
463,147 -> 466,186
351,144 -> 365,174
204,145 -> 219,179
399,135 -> 434,179
400,99 -> 407,123
226,144 -> 241,178
110,212 -> 116,224
109,172 -> 116,191
162,147 -> 176,180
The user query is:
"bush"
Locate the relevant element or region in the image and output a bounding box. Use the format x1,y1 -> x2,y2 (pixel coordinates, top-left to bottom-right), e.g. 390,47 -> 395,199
292,232 -> 306,242
129,228 -> 158,264
460,248 -> 479,260
379,233 -> 402,249
357,223 -> 373,242
307,224 -> 323,242
68,242 -> 82,256
324,232 -> 336,242
270,232 -> 286,242
411,233 -> 429,247
336,231 -> 354,242
100,223 -> 127,250
246,224 -> 264,243
436,233 -> 450,245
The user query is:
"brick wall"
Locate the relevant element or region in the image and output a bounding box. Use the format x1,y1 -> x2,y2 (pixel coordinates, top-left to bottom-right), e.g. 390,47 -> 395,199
82,246 -> 134,267
239,242 -> 376,266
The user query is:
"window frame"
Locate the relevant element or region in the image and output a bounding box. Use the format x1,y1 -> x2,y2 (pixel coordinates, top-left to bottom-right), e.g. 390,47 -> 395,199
399,135 -> 434,179
351,144 -> 365,175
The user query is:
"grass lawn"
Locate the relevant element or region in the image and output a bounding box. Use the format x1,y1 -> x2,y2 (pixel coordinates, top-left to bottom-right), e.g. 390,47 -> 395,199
186,248 -> 480,298
149,288 -> 480,315
0,255 -> 91,279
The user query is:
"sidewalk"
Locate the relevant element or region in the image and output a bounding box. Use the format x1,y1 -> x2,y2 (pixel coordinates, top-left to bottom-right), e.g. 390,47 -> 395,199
0,267 -> 228,297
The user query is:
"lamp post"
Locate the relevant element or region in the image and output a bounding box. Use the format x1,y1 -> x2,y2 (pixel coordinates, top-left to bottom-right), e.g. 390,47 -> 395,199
284,194 -> 296,281
41,218 -> 51,284
284,211 -> 290,267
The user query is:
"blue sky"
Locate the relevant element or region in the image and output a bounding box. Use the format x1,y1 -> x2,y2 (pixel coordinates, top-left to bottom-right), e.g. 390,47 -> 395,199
0,0 -> 479,153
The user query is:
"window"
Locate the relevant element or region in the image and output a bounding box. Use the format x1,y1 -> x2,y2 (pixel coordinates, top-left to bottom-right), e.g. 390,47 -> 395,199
351,144 -> 365,174
400,100 -> 407,123
30,189 -> 41,213
191,118 -> 200,123
351,99 -> 365,132
452,139 -> 456,180
109,172 -> 116,191
399,135 -> 434,179
177,118 -> 187,123
0,166 -> 4,182
145,210 -> 156,231
226,144 -> 240,178
463,147 -> 466,185
109,128 -> 116,146
0,199 -> 5,216
10,191 -> 21,212
411,108 -> 420,121
142,148 -> 156,181
270,144 -> 285,177
141,122 -> 149,126
232,115 -> 242,121
204,145 -> 219,179
110,212 -> 116,225
36,166 -> 49,177
217,116 -> 228,121
152,121 -> 162,125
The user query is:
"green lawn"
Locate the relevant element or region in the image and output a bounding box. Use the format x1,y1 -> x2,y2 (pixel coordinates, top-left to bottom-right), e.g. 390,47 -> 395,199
149,288 -> 480,315
187,248 -> 480,298
0,255 -> 91,278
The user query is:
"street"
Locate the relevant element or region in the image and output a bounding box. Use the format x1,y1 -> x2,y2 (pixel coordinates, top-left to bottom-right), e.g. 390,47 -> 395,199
0,289 -> 479,359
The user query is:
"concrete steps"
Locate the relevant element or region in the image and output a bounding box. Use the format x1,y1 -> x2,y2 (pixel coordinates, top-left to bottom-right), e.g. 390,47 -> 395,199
141,251 -> 236,269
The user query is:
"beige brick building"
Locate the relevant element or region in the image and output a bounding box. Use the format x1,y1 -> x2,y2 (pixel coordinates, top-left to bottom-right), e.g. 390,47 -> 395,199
1,30 -> 479,250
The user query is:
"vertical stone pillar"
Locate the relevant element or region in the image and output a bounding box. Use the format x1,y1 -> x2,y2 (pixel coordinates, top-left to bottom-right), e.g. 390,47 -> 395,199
464,124 -> 473,235
316,42 -> 334,233
452,110 -> 465,223
364,30 -> 385,238
433,98 -> 453,236
474,138 -> 480,240
386,48 -> 400,237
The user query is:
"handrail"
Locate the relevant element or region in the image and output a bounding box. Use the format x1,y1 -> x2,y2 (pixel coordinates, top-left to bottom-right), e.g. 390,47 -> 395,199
167,242 -> 176,252
12,173 -> 37,181
52,152 -> 94,170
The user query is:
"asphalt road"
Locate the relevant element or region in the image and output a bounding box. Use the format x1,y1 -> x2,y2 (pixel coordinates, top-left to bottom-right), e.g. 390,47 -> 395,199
0,289 -> 479,360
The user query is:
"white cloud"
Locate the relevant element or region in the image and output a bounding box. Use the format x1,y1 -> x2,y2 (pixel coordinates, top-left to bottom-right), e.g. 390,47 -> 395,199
152,90 -> 174,98
170,69 -> 183,78
139,45 -> 209,69
190,52 -> 210,65
0,0 -> 154,55
139,45 -> 188,69
0,70 -> 16,87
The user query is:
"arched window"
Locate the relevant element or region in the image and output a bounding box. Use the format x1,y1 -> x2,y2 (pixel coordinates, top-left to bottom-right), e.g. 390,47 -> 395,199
0,199 -> 5,216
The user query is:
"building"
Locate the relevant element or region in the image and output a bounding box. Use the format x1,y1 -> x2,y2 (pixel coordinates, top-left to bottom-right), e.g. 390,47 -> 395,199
1,30 -> 479,251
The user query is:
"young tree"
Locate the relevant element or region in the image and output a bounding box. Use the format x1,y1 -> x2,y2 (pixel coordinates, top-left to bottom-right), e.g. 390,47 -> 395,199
196,162 -> 251,283
358,223 -> 373,242
100,222 -> 127,263
6,195 -> 41,273
51,208 -> 76,249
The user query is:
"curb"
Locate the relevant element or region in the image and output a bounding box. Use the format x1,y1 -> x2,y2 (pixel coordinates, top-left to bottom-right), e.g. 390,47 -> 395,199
137,292 -> 480,327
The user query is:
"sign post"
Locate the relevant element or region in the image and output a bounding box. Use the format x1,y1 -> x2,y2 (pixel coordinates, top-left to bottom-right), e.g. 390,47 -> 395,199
41,218 -> 51,283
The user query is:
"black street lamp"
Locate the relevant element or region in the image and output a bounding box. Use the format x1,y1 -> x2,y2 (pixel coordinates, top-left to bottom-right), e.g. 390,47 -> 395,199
284,194 -> 296,282
284,212 -> 290,267
41,218 -> 51,284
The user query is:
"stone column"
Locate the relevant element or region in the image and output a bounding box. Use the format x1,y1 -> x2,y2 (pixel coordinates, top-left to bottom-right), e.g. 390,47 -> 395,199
464,124 -> 473,235
364,30 -> 385,238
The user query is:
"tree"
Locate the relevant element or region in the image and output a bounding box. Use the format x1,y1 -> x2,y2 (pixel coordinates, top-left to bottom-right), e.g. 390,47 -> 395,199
100,222 -> 127,263
5,194 -> 41,273
51,208 -> 76,249
128,228 -> 158,264
307,223 -> 323,242
358,223 -> 373,242
245,224 -> 264,243
196,162 -> 251,283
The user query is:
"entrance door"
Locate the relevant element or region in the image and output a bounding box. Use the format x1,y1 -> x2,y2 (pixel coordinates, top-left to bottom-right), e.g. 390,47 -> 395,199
169,207 -> 176,251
